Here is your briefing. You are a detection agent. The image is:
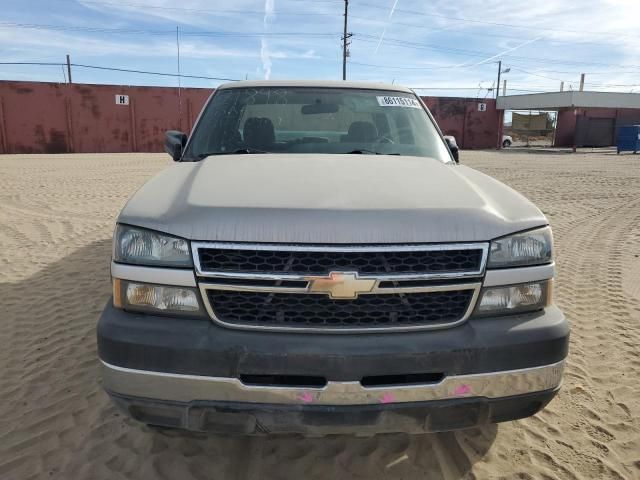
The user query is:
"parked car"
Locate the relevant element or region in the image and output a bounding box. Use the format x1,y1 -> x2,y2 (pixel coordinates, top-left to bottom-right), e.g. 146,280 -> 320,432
98,80 -> 568,435
444,134 -> 513,151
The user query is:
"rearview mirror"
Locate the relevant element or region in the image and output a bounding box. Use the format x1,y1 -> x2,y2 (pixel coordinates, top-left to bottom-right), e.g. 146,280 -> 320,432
165,130 -> 188,162
444,136 -> 459,163
301,103 -> 339,115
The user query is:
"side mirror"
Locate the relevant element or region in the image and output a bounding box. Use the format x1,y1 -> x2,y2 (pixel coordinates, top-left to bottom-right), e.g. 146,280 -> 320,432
444,136 -> 459,163
165,130 -> 188,162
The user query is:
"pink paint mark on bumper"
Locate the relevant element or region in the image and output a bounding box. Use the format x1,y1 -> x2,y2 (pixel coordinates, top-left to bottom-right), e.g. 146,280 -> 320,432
299,392 -> 314,403
453,384 -> 472,396
380,393 -> 396,404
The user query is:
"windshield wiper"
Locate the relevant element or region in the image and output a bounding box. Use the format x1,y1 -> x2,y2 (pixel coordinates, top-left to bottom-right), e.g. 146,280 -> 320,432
197,148 -> 269,159
343,149 -> 400,155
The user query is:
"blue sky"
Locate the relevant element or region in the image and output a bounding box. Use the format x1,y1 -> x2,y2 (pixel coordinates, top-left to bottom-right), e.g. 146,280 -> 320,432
2,0 -> 640,97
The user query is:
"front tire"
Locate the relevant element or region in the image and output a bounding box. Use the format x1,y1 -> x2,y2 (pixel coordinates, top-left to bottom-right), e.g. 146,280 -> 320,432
502,140 -> 512,148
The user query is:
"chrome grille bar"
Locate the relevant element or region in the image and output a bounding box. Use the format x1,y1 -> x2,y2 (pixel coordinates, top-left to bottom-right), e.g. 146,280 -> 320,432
192,242 -> 489,281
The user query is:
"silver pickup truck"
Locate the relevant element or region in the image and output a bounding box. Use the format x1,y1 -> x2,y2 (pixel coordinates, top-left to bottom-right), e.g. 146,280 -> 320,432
98,80 -> 568,435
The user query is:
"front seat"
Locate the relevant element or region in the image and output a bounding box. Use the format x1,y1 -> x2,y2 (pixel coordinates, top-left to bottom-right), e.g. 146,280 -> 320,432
243,117 -> 275,151
343,121 -> 378,143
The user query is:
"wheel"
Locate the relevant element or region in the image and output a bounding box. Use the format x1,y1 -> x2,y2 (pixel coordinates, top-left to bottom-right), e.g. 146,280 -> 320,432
502,139 -> 511,148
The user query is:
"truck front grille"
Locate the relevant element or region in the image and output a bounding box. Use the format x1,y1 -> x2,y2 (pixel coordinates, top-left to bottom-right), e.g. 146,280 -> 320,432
192,242 -> 488,332
205,289 -> 475,330
197,246 -> 483,276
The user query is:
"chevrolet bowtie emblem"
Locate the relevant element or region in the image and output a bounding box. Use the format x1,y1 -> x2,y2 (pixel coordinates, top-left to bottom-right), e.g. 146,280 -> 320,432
307,272 -> 376,299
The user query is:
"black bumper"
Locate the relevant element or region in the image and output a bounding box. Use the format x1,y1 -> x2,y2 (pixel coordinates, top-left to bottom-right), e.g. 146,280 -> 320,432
97,301 -> 569,380
108,388 -> 559,435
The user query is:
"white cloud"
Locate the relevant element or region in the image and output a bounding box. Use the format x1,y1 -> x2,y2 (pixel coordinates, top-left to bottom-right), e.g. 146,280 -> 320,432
261,0 -> 276,79
260,37 -> 272,79
3,0 -> 640,92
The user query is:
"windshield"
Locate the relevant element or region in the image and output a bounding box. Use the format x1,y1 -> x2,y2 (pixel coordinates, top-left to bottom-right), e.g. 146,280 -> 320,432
184,87 -> 452,162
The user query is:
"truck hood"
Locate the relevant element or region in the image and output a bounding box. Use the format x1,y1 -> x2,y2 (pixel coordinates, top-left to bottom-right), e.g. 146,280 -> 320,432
118,154 -> 547,243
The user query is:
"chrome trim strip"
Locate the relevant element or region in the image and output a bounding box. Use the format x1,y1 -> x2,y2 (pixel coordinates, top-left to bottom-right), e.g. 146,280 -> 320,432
198,282 -> 481,333
111,262 -> 196,287
193,241 -> 489,253
484,262 -> 555,287
191,241 -> 489,281
101,359 -> 565,406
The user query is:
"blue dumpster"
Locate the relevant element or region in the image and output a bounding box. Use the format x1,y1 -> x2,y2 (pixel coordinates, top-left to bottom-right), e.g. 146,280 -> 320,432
617,125 -> 640,154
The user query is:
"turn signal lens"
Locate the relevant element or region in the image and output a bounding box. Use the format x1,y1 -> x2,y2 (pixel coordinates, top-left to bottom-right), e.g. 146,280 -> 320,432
125,283 -> 200,312
475,281 -> 551,316
112,279 -> 203,316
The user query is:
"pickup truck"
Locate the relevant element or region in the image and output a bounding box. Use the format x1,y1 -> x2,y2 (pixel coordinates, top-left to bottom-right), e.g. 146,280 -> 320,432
97,80 -> 569,435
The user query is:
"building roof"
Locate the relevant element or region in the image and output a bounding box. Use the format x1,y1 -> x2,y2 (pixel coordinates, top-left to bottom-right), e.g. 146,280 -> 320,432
216,79 -> 413,93
497,91 -> 640,110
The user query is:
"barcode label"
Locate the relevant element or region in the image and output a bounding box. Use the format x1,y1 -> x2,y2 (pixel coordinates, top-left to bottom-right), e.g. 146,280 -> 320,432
376,96 -> 422,108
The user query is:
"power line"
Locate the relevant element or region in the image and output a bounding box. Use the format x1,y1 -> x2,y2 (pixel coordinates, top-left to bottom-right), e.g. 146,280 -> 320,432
73,64 -> 238,81
0,61 -> 65,66
0,21 -> 169,35
508,67 -> 640,87
354,35 -> 640,69
0,22 -> 341,37
353,2 -> 640,39
181,31 -> 340,38
410,87 -> 492,90
0,62 -> 239,81
508,66 -> 567,82
79,0 -> 341,16
349,60 -> 457,70
349,15 -> 627,49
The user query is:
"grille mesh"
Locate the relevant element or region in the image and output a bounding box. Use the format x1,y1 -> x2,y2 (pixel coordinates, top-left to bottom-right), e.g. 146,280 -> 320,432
198,247 -> 483,276
206,290 -> 474,329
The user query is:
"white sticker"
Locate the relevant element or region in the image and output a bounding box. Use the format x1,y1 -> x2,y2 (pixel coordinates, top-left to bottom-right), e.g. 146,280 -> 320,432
377,96 -> 422,108
478,103 -> 487,112
115,94 -> 129,105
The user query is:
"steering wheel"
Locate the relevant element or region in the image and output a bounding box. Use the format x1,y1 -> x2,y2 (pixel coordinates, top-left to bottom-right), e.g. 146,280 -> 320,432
376,136 -> 395,144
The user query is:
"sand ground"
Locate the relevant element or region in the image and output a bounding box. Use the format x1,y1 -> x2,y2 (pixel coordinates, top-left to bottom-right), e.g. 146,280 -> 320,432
0,151 -> 639,480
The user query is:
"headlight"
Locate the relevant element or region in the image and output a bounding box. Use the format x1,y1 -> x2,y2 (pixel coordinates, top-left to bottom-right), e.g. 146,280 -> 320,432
113,279 -> 204,316
474,281 -> 552,316
113,224 -> 191,267
488,226 -> 553,268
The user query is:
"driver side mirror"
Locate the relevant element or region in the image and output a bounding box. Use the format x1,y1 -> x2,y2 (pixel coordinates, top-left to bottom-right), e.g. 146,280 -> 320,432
165,130 -> 188,162
444,136 -> 459,163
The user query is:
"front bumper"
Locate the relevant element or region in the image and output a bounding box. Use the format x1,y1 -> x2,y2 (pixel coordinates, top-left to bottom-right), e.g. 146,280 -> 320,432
108,388 -> 560,435
97,301 -> 569,433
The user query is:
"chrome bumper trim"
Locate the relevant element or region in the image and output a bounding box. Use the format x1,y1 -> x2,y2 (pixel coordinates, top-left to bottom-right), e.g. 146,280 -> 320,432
101,359 -> 565,406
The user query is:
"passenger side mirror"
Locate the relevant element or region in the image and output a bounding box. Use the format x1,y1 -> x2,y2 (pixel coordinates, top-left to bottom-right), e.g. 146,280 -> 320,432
165,130 -> 188,162
444,136 -> 459,163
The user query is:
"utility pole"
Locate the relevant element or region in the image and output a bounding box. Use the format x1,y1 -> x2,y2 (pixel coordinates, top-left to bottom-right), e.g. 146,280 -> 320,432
66,54 -> 72,84
560,81 -> 564,92
176,26 -> 182,131
342,0 -> 351,80
579,73 -> 585,91
496,60 -> 501,98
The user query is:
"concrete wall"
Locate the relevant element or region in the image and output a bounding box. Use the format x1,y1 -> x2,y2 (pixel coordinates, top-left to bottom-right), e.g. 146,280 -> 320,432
0,81 -> 499,154
555,107 -> 640,147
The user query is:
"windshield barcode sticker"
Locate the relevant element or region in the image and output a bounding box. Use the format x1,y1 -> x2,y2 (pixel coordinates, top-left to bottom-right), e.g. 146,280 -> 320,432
376,96 -> 422,108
